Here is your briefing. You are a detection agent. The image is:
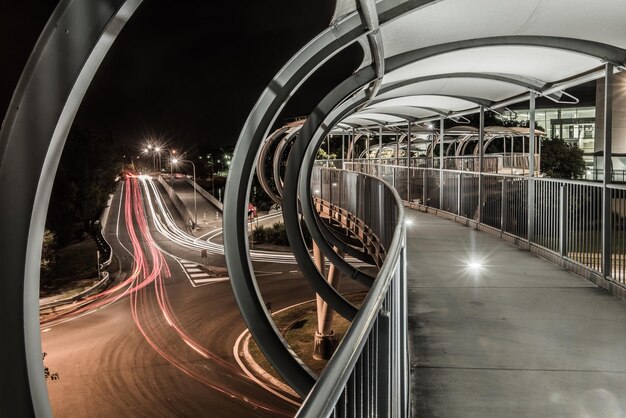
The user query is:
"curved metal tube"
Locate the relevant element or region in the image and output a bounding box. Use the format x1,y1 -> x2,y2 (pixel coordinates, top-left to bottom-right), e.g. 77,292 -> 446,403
256,126 -> 290,205
0,1 -> 142,414
273,127 -> 301,198
286,69 -> 378,289
222,13 -> 368,396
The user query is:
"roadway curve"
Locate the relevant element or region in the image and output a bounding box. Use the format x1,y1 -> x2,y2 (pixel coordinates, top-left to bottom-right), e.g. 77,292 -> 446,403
40,176 -> 362,417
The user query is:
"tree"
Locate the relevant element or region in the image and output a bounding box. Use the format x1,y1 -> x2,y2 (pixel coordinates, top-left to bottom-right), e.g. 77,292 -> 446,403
41,229 -> 56,275
46,127 -> 122,243
540,137 -> 585,179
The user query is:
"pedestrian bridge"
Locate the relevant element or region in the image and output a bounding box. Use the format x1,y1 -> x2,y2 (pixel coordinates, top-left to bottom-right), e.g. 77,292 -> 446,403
404,208 -> 626,417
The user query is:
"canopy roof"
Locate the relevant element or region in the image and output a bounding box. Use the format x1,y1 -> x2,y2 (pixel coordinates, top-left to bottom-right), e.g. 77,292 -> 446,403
333,0 -> 626,129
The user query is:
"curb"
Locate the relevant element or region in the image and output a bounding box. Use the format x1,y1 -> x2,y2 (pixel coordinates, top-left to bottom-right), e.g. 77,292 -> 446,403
39,270 -> 112,311
234,298 -> 319,403
241,332 -> 298,398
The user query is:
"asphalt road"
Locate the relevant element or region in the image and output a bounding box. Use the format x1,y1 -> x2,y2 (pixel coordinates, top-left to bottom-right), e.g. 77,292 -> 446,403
41,176 -> 366,417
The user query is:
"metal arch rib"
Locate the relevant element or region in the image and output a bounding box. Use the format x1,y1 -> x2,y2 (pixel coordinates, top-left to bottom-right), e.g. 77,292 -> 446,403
0,1 -> 142,415
284,68 -> 378,291
256,126 -> 290,205
371,92 -> 494,109
222,9 -> 371,397
386,36 -> 626,74
296,69 -> 386,285
273,127 -> 301,199
345,116 -> 401,126
377,72 -> 550,99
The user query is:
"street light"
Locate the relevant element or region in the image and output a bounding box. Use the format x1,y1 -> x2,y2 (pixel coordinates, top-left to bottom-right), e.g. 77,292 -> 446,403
207,154 -> 215,195
171,158 -> 197,228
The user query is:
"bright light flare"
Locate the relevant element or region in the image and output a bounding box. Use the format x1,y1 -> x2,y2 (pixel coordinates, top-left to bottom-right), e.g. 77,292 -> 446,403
467,261 -> 483,269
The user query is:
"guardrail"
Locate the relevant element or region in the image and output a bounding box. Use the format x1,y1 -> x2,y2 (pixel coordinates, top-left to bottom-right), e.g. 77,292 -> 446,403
156,175 -> 195,228
183,177 -> 223,212
297,167 -> 408,417
345,161 -> 626,294
39,271 -> 111,311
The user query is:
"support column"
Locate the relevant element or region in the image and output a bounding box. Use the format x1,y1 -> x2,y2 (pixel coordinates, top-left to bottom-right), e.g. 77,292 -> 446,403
351,128 -> 356,162
379,125 -> 383,162
602,63 -> 614,278
528,93 -> 536,243
395,133 -> 400,166
407,122 -> 411,202
313,244 -> 341,360
439,117 -> 445,208
327,135 -> 331,166
341,131 -> 345,169
366,132 -> 370,164
478,106 -> 484,223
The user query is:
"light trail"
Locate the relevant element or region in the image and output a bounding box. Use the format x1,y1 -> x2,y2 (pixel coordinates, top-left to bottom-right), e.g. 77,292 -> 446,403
140,176 -> 365,267
42,177 -> 299,415
140,177 -> 296,263
128,177 -> 297,416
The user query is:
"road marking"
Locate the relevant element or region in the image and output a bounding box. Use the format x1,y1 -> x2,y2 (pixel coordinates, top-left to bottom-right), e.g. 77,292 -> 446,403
173,257 -> 230,287
194,277 -> 229,284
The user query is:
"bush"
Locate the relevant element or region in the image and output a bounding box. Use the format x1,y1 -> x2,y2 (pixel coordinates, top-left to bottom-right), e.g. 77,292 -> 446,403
252,221 -> 294,246
540,137 -> 585,179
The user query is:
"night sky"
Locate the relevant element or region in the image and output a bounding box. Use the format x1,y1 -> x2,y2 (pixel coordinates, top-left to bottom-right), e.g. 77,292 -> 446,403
1,1 -> 596,153
1,1 -> 361,153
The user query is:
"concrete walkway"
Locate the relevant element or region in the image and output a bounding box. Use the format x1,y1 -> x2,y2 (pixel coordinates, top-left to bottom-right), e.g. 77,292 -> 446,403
406,209 -> 626,417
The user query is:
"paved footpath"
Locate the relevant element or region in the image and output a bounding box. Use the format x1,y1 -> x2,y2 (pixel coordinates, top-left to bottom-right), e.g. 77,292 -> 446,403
407,208 -> 626,417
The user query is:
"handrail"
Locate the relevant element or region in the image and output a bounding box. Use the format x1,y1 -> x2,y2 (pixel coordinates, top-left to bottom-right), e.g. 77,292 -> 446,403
345,161 -> 626,290
297,166 -> 407,417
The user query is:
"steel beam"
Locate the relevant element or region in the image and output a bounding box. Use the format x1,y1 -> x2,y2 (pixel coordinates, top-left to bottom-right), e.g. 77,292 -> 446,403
528,92 -> 536,243
602,63 -> 614,278
439,116 -> 445,207
478,106 -> 484,222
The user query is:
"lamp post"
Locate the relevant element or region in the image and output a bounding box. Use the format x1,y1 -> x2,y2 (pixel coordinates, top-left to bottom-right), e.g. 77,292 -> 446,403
207,154 -> 215,195
172,158 -> 197,227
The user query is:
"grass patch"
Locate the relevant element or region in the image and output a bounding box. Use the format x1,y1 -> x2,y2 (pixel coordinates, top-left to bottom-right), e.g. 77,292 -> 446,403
40,238 -> 99,298
248,292 -> 367,382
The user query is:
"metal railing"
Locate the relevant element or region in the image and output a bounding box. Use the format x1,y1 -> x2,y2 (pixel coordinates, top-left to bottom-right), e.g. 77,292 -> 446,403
344,162 -> 626,286
331,154 -> 539,174
298,167 -> 408,417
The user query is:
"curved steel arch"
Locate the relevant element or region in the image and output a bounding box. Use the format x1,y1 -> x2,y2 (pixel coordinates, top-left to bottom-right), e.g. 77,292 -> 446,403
273,127 -> 301,199
377,71 -> 549,100
386,36 -> 626,74
222,9 -> 372,396
256,126 -> 290,205
0,1 -> 143,415
372,92 -> 494,109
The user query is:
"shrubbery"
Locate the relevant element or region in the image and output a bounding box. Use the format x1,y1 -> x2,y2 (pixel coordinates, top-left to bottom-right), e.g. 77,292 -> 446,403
252,222 -> 289,245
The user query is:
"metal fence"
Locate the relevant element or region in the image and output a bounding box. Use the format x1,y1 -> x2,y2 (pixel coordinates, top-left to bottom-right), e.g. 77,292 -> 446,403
299,167 -> 408,418
343,162 -> 626,286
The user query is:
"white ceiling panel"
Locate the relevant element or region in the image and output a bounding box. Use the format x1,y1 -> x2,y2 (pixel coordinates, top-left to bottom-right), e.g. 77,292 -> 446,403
383,46 -> 600,85
381,0 -> 626,58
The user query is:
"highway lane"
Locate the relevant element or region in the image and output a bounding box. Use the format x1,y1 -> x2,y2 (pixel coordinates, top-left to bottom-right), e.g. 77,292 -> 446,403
42,176 -> 368,417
